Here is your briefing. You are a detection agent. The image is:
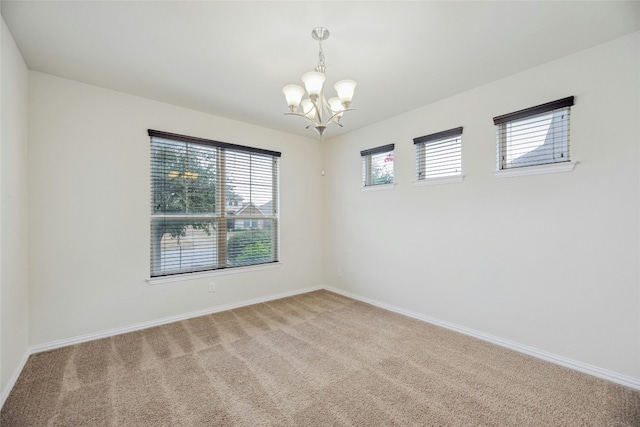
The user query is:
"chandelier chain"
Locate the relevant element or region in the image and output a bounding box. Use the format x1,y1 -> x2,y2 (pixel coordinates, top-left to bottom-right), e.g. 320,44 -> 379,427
316,39 -> 326,74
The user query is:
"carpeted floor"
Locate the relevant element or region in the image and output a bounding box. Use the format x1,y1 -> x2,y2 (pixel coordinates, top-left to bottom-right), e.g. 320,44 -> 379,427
2,290 -> 639,426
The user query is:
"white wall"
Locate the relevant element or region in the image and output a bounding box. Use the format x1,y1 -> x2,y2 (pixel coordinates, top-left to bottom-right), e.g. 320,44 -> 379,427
0,17 -> 30,398
28,72 -> 323,345
323,33 -> 640,380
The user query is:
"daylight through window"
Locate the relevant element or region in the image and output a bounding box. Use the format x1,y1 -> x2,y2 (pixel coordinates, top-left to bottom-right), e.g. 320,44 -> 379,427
414,127 -> 463,180
494,97 -> 573,170
149,130 -> 280,277
361,144 -> 394,187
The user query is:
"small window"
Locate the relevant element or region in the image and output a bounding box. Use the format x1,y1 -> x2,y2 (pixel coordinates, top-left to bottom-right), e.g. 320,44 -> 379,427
361,144 -> 394,186
414,127 -> 462,180
494,96 -> 574,170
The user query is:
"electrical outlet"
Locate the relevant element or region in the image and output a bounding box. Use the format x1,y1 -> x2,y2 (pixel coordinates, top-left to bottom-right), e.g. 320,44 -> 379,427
208,282 -> 216,293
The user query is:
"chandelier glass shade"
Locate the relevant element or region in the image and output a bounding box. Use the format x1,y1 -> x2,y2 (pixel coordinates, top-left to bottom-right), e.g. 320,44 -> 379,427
282,27 -> 356,138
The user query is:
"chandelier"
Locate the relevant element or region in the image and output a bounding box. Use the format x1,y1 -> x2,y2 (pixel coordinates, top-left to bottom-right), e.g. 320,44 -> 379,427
282,27 -> 357,138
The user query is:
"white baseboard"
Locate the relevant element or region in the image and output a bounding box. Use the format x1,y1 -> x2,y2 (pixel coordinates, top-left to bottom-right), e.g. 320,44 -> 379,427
1,350 -> 30,409
29,285 -> 322,354
325,286 -> 640,391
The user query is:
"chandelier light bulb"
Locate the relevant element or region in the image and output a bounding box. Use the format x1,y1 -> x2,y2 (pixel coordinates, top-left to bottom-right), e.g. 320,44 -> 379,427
282,85 -> 305,111
301,71 -> 326,98
301,99 -> 315,120
328,97 -> 344,122
334,80 -> 357,107
327,97 -> 343,112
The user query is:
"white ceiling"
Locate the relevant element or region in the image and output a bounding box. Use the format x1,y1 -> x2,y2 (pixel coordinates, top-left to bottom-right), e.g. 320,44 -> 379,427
2,1 -> 639,140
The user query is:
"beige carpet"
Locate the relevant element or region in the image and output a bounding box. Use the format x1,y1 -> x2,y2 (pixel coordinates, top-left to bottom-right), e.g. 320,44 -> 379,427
2,290 -> 639,426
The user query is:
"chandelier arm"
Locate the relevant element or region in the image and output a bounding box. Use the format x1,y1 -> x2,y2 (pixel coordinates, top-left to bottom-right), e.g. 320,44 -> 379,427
326,108 -> 355,124
285,108 -> 355,127
284,112 -> 321,127
311,97 -> 324,124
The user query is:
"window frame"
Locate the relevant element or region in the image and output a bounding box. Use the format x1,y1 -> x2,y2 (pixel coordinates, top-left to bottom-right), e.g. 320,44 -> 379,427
148,129 -> 281,279
413,126 -> 463,185
360,144 -> 395,188
493,96 -> 575,176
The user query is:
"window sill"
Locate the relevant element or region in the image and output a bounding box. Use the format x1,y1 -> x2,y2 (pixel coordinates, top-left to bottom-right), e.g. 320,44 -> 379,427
493,161 -> 576,179
414,175 -> 464,186
147,262 -> 283,285
362,183 -> 396,192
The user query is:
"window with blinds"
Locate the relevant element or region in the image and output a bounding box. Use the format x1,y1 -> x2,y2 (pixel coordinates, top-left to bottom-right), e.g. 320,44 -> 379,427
494,96 -> 573,170
149,130 -> 280,277
414,127 -> 463,180
361,144 -> 394,187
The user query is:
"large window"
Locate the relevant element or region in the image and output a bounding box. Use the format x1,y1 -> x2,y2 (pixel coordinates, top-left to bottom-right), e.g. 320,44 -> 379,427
149,130 -> 280,277
361,144 -> 394,187
414,127 -> 463,181
494,96 -> 573,170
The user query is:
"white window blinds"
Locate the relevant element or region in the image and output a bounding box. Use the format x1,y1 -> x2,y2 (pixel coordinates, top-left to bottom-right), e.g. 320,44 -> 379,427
494,96 -> 573,170
149,130 -> 280,277
413,127 -> 463,180
361,144 -> 394,186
